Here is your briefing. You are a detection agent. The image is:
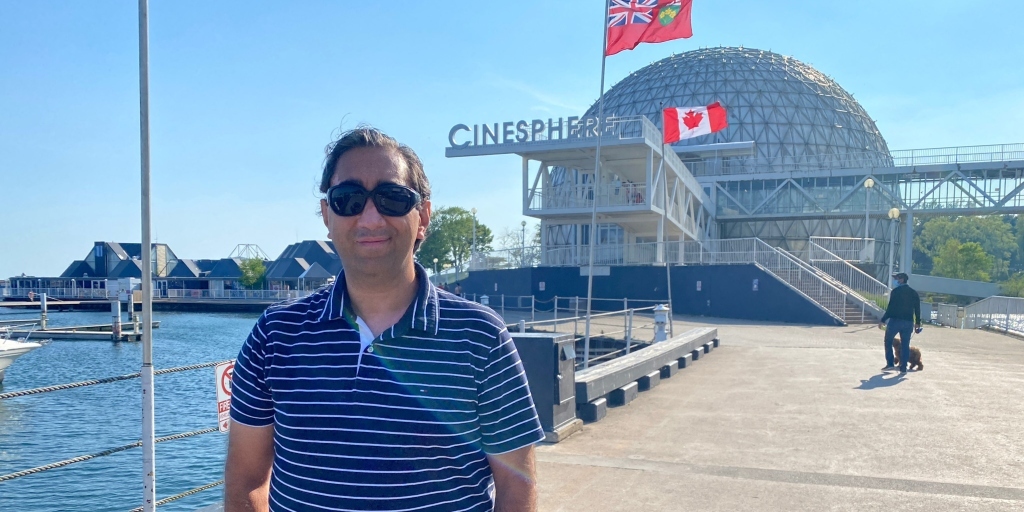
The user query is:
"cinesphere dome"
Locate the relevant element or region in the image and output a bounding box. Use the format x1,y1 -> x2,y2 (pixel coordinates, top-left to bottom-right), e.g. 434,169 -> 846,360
585,47 -> 891,168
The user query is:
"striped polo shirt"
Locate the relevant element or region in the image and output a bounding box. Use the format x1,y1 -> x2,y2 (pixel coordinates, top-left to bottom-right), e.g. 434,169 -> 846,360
230,262 -> 544,511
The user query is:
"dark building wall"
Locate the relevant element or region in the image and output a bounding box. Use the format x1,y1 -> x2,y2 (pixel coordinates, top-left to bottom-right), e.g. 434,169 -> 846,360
462,265 -> 841,326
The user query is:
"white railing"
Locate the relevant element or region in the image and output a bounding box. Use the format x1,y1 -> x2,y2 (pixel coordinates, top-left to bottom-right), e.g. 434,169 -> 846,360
469,246 -> 542,271
529,183 -> 648,211
683,143 -> 1024,177
961,296 -> 1024,334
164,289 -> 305,300
2,287 -> 113,300
891,143 -> 1024,167
747,239 -> 848,322
808,242 -> 890,311
809,237 -> 875,263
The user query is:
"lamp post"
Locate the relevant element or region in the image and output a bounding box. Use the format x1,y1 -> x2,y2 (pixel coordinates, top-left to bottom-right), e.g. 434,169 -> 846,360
433,258 -> 439,284
521,220 -> 527,268
888,207 -> 900,283
863,178 -> 874,241
471,207 -> 477,270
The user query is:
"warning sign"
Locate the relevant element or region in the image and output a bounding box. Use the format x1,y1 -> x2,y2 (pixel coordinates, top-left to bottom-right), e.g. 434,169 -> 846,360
216,361 -> 234,433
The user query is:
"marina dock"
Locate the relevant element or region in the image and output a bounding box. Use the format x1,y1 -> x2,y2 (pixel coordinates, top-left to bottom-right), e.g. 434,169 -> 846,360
5,322 -> 161,342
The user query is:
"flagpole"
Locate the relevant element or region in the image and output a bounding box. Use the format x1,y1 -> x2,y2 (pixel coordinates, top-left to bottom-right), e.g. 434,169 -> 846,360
138,1 -> 157,510
663,142 -> 674,338
583,1 -> 611,370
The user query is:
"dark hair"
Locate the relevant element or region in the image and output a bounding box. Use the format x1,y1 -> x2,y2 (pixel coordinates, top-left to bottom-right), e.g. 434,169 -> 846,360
320,126 -> 431,250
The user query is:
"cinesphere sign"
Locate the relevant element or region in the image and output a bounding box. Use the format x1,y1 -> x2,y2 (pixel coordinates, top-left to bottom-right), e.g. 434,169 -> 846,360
447,116 -> 624,149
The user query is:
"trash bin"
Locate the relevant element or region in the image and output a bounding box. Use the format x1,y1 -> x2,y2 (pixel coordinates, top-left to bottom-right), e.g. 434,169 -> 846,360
480,295 -> 489,306
510,332 -> 577,435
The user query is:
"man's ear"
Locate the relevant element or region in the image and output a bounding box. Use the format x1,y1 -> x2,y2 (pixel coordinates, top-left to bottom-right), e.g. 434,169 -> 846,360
320,199 -> 330,229
417,199 -> 432,241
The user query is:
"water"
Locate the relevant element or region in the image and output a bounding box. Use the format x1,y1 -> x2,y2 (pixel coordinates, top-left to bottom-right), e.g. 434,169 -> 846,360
0,309 -> 260,511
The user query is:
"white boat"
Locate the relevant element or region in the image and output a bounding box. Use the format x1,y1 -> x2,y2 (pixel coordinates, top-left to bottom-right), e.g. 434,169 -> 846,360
0,326 -> 45,383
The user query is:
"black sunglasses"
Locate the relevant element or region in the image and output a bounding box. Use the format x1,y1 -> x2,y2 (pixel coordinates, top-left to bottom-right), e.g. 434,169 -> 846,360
326,182 -> 422,217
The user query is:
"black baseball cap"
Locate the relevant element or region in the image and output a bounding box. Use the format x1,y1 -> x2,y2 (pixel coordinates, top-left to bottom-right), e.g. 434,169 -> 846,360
892,272 -> 909,281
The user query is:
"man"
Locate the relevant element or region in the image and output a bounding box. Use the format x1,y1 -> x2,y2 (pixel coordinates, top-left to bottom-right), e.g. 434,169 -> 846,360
225,127 -> 544,511
879,272 -> 922,374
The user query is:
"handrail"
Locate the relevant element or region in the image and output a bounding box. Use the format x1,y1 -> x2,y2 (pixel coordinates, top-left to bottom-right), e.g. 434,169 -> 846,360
808,241 -> 889,314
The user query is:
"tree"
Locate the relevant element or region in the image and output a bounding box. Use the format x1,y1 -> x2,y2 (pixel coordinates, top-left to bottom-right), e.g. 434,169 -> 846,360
931,240 -> 992,282
915,216 -> 1015,280
239,258 -> 267,289
1002,272 -> 1024,297
417,206 -> 493,275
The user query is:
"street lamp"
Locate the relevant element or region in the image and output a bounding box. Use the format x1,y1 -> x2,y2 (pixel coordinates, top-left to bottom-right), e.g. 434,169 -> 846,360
863,178 -> 874,241
521,220 -> 527,268
471,207 -> 477,270
433,257 -> 439,284
888,207 -> 900,284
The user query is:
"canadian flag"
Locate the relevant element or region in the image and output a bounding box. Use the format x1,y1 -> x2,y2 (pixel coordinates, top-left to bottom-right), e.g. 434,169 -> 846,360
662,102 -> 728,143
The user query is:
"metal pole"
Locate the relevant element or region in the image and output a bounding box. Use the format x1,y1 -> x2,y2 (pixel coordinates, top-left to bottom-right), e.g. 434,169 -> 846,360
554,296 -> 558,326
887,218 -> 896,280
40,293 -> 48,329
864,183 -> 871,241
583,1 -> 610,370
501,294 -> 505,319
662,153 -> 674,337
625,308 -> 633,355
531,295 -> 535,323
138,1 -> 156,509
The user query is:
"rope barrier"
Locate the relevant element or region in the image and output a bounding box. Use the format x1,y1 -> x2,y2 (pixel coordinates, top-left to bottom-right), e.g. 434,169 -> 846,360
126,479 -> 225,512
0,427 -> 218,482
0,360 -> 233,400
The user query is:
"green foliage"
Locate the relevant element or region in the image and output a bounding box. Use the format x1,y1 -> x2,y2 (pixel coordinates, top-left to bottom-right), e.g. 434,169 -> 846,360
915,216 -> 1015,280
238,258 -> 266,289
932,240 -> 992,282
862,292 -> 889,311
417,206 -> 493,275
1002,272 -> 1024,297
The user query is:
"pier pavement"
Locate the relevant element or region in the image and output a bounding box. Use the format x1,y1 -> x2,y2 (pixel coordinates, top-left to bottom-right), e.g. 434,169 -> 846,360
535,316 -> 1024,511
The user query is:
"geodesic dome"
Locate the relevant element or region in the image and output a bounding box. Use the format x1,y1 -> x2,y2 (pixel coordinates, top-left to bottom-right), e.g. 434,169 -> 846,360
586,46 -> 891,169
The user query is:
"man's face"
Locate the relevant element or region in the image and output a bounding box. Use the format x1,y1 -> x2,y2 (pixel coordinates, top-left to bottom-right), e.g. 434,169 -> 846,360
320,146 -> 431,277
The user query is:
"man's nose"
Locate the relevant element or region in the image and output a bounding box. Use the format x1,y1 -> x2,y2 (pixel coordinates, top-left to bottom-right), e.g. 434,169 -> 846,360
357,199 -> 386,228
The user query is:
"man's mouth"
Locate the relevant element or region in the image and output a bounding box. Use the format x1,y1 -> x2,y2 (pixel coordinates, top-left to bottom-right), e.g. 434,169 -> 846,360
356,237 -> 389,246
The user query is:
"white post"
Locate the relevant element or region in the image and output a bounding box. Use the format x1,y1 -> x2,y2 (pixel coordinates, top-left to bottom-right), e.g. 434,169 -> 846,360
654,304 -> 669,342
501,294 -> 505,319
625,308 -> 633,354
583,0 -> 611,370
531,295 -> 535,323
888,218 -> 897,280
553,296 -> 558,326
111,298 -> 122,340
138,1 -> 157,509
40,293 -> 48,329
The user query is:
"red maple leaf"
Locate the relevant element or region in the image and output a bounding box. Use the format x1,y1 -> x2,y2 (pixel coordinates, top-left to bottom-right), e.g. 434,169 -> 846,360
683,110 -> 703,130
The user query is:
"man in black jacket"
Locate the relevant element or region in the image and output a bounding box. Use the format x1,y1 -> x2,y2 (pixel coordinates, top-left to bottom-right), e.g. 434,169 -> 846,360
879,272 -> 922,374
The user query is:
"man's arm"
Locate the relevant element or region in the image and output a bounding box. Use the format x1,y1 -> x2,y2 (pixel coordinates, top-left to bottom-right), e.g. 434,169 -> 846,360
487,444 -> 538,512
914,290 -> 922,326
224,422 -> 275,512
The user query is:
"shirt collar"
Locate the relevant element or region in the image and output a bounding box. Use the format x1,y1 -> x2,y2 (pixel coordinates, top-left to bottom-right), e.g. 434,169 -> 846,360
319,261 -> 439,335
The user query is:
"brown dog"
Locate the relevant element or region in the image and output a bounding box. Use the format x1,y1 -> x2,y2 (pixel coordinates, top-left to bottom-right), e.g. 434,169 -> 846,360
893,336 -> 924,371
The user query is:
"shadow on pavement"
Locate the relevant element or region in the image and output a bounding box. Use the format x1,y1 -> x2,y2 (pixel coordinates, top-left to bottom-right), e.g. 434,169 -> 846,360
855,372 -> 906,390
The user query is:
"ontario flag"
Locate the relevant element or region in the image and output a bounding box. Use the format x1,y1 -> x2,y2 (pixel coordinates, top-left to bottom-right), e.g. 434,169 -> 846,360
606,0 -> 693,56
663,102 -> 728,143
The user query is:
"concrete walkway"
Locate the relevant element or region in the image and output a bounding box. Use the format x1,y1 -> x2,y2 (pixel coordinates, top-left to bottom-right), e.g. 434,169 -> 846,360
536,316 -> 1024,511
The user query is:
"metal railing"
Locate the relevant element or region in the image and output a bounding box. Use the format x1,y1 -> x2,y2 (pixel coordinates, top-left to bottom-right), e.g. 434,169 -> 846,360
164,289 -> 305,300
748,239 -> 849,322
808,241 -> 890,312
683,143 -> 1024,177
891,143 -> 1024,167
961,296 -> 1024,334
809,237 -> 875,263
505,299 -> 665,369
528,183 -> 648,210
935,303 -> 962,328
1,287 -> 113,300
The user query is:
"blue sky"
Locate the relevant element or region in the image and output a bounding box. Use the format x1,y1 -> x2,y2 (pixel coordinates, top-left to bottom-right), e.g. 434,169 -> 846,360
2,0 -> 1023,278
